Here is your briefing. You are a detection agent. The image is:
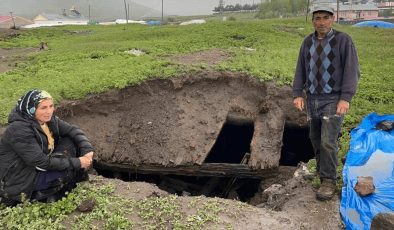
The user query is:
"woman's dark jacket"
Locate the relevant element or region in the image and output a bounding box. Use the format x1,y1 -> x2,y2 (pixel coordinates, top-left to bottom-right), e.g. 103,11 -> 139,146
0,109 -> 94,201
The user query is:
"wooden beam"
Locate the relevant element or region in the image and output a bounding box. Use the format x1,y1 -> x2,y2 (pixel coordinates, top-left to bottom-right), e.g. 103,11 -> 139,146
94,161 -> 290,179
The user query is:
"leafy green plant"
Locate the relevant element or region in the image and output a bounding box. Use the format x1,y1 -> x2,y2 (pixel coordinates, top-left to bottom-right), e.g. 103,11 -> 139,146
0,19 -> 393,127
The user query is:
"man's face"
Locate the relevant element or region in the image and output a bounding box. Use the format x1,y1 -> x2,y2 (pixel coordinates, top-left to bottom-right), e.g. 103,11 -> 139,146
312,12 -> 334,37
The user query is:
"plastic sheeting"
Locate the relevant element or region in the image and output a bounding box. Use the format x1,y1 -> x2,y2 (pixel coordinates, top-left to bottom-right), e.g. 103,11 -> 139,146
353,21 -> 394,29
340,113 -> 394,229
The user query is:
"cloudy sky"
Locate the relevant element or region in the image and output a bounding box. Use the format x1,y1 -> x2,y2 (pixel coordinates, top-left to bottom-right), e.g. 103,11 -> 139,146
1,0 -> 258,18
133,0 -> 258,16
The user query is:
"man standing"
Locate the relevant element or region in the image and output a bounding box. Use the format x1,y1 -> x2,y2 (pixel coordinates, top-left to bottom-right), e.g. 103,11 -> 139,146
292,6 -> 360,201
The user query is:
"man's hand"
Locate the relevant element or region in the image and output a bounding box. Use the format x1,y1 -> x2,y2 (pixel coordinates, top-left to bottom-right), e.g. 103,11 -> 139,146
336,99 -> 350,116
293,97 -> 305,111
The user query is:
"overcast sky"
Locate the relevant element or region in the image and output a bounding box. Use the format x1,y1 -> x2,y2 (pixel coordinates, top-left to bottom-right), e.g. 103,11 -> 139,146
0,0 -> 261,16
133,0 -> 257,16
0,0 -> 258,19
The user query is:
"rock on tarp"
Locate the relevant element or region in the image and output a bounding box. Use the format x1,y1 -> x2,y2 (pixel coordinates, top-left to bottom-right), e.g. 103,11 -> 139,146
340,113 -> 394,229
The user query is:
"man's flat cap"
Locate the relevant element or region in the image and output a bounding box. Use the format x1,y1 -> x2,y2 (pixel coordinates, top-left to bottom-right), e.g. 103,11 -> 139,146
312,6 -> 334,15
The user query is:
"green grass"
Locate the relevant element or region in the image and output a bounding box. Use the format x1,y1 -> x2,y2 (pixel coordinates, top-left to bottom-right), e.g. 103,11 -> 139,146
1,18 -> 393,126
0,19 -> 294,122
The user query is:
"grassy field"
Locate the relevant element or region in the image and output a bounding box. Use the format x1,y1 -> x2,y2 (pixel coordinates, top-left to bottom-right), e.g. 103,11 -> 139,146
0,17 -> 393,127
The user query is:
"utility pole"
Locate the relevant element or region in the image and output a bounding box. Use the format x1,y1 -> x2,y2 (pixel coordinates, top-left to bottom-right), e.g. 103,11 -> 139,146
88,4 -> 91,22
218,0 -> 225,14
123,0 -> 128,23
337,0 -> 339,23
306,0 -> 310,22
128,3 -> 130,20
161,0 -> 164,22
9,12 -> 16,29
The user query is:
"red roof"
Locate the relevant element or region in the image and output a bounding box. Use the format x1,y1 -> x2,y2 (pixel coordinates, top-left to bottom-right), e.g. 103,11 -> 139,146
0,16 -> 12,23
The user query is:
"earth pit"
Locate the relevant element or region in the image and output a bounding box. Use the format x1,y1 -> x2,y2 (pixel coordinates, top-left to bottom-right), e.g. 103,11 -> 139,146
55,71 -> 314,203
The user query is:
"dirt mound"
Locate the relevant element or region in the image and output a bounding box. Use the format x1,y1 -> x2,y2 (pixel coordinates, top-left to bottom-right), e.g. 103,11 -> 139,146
57,71 -> 307,170
170,49 -> 232,66
62,170 -> 341,229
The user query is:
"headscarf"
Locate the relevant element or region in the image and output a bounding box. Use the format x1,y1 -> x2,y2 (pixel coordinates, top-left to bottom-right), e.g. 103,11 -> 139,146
16,89 -> 53,118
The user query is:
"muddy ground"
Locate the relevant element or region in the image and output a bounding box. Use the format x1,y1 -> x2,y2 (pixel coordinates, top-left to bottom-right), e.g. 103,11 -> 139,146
70,169 -> 342,229
0,45 -> 343,229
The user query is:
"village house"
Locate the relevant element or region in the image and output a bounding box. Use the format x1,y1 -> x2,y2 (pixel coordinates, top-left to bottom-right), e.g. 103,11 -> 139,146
377,1 -> 394,17
24,7 -> 88,28
335,3 -> 379,21
377,1 -> 394,9
0,15 -> 32,29
332,1 -> 394,21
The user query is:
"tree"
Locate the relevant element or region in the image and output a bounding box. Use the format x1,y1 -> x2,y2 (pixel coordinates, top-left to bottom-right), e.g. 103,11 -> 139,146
256,0 -> 308,19
234,3 -> 242,11
213,0 -> 225,13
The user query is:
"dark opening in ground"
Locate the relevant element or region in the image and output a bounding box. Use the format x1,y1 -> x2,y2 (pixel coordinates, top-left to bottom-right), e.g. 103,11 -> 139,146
94,168 -> 261,202
280,123 -> 314,166
94,116 -> 260,202
58,75 -> 312,205
205,117 -> 254,163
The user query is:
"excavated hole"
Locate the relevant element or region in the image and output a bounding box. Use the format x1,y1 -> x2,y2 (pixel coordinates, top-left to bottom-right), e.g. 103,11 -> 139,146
94,119 -> 313,202
96,114 -> 261,202
205,115 -> 254,164
95,171 -> 261,202
280,122 -> 314,166
55,71 -> 312,204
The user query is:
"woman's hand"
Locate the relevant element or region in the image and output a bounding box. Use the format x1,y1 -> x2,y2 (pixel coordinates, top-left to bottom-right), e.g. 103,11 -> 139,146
79,152 -> 94,169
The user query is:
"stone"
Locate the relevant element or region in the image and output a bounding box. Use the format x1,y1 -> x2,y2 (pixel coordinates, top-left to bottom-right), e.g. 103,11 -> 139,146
371,213 -> 394,230
354,176 -> 375,196
77,198 -> 96,212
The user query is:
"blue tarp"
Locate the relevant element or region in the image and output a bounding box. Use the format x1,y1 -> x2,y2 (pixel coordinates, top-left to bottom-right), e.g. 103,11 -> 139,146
146,20 -> 161,26
353,20 -> 394,29
340,113 -> 394,229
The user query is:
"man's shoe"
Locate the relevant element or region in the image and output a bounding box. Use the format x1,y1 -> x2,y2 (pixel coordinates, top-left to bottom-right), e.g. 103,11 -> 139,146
316,179 -> 336,201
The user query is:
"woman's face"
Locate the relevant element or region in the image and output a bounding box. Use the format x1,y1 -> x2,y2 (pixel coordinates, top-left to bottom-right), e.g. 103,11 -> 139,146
35,99 -> 54,124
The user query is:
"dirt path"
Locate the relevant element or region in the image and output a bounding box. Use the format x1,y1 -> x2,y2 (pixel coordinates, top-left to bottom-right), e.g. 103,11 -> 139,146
0,47 -> 38,73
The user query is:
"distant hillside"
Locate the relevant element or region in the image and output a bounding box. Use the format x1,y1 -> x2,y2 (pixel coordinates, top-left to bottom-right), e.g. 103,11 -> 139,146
0,0 -> 161,21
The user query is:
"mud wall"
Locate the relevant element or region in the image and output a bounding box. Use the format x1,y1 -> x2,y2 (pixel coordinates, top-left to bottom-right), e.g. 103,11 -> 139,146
55,71 -> 306,169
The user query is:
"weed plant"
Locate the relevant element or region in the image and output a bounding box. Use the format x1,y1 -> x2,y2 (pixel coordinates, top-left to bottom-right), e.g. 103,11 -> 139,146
0,181 -> 253,229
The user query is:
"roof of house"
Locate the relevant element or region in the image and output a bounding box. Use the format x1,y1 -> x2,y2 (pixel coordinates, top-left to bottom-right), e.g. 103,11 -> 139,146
0,16 -> 12,23
0,15 -> 33,25
338,3 -> 379,11
34,13 -> 87,21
